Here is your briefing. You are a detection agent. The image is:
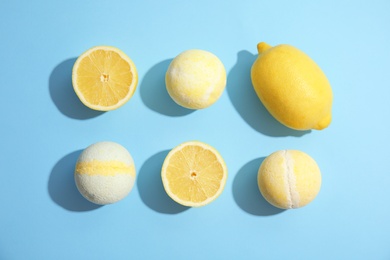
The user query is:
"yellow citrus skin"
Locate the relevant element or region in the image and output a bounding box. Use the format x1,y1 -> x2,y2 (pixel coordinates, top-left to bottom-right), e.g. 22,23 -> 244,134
72,46 -> 138,111
258,150 -> 322,209
251,42 -> 333,130
165,50 -> 226,109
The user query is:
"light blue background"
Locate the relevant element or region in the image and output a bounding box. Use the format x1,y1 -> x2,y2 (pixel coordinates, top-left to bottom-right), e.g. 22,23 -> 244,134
1,0 -> 389,259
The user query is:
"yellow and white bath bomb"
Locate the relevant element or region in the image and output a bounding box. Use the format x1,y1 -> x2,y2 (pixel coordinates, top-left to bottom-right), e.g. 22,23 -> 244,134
165,49 -> 226,109
258,150 -> 322,209
74,141 -> 136,205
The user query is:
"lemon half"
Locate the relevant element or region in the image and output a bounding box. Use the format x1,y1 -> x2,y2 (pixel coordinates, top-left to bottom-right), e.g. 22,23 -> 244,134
161,141 -> 228,207
72,46 -> 138,111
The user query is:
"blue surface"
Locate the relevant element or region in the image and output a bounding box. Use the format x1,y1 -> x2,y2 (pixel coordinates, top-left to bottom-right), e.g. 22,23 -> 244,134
1,0 -> 389,259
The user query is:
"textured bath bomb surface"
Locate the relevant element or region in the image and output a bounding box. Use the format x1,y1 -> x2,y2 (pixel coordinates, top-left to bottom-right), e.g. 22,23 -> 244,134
258,150 -> 322,209
165,49 -> 226,109
74,141 -> 136,205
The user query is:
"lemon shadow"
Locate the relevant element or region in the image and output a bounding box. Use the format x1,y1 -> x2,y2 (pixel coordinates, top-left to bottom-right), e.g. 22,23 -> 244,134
233,157 -> 285,216
140,59 -> 194,116
227,50 -> 310,137
137,150 -> 189,214
49,58 -> 105,119
48,150 -> 102,211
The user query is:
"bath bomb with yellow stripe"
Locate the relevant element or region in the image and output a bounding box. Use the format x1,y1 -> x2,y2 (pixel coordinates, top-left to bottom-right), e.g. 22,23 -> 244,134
258,150 -> 321,209
74,142 -> 136,205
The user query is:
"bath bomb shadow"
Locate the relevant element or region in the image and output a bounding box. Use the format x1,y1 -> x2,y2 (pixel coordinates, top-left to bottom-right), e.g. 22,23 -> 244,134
48,150 -> 102,211
140,59 -> 194,117
233,157 -> 285,216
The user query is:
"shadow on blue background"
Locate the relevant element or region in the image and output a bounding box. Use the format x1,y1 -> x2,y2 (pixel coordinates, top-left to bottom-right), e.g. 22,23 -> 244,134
140,59 -> 194,117
233,157 -> 285,216
137,150 -> 189,214
49,58 -> 105,119
227,50 -> 310,137
48,150 -> 102,211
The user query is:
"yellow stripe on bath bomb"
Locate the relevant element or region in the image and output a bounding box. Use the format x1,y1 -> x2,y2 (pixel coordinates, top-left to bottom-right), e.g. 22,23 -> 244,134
75,160 -> 135,177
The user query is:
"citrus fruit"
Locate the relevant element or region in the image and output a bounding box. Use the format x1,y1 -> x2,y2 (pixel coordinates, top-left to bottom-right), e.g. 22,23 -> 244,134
161,141 -> 228,207
165,49 -> 226,109
258,150 -> 322,209
72,46 -> 138,111
251,42 -> 333,130
74,141 -> 136,205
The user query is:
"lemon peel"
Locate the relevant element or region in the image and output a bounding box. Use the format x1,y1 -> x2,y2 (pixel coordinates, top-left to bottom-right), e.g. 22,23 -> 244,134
251,42 -> 333,130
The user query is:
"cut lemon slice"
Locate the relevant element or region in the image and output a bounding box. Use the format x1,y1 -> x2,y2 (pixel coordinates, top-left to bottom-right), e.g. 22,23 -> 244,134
161,141 -> 228,207
72,46 -> 138,111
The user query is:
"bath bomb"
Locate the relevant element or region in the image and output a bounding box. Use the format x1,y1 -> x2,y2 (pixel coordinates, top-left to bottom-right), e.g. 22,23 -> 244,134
74,141 -> 136,205
165,49 -> 226,109
258,150 -> 321,209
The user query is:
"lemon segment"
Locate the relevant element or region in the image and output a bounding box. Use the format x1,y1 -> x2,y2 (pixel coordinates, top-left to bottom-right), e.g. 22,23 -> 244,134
72,46 -> 138,111
161,141 -> 228,207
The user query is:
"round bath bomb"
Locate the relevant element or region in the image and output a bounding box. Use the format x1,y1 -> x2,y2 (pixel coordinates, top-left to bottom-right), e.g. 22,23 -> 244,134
165,49 -> 226,109
74,141 -> 136,205
258,150 -> 321,209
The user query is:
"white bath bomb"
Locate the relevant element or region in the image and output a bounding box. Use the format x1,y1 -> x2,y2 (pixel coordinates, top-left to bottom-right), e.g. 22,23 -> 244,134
74,141 -> 136,205
165,49 -> 227,109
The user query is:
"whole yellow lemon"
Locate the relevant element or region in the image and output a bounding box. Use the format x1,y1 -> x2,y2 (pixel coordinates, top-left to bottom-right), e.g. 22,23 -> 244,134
166,49 -> 226,109
74,141 -> 136,205
251,42 -> 333,130
258,150 -> 322,209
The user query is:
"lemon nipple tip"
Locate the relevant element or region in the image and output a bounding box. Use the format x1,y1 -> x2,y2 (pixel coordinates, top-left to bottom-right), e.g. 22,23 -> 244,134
257,42 -> 272,54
